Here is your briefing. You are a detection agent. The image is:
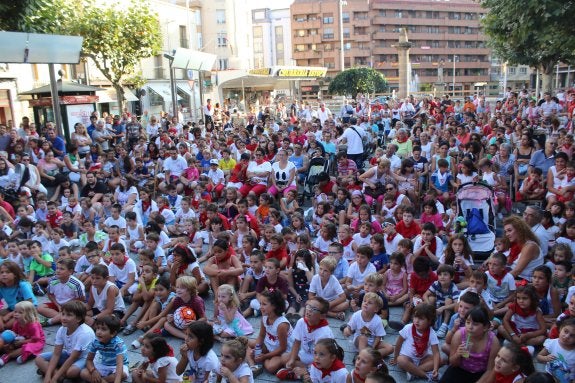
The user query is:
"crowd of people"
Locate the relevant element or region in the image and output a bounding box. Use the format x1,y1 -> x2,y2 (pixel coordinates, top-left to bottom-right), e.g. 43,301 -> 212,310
0,88 -> 574,383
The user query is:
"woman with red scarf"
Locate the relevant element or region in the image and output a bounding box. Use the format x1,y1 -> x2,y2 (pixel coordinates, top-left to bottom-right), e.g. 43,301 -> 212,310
203,239 -> 244,293
238,148 -> 271,198
169,245 -> 209,296
504,216 -> 544,282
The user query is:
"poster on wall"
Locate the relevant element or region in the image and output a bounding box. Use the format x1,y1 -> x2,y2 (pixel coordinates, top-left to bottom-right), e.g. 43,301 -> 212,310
66,104 -> 95,132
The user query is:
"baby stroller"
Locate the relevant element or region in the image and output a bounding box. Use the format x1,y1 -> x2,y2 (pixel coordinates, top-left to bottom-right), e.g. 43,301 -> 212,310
455,182 -> 496,263
301,156 -> 329,204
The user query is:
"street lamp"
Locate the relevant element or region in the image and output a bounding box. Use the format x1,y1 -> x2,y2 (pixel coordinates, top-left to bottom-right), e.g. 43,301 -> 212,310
452,54 -> 458,98
339,0 -> 347,72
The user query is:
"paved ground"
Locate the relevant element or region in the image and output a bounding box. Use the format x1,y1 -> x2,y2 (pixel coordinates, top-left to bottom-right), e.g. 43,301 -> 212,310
0,291 -> 545,383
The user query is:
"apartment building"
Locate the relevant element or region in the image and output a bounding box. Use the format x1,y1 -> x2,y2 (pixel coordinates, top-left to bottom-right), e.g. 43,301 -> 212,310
290,0 -> 491,96
252,8 -> 293,69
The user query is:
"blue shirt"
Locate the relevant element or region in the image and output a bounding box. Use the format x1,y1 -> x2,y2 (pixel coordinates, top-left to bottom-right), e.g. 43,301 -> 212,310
529,149 -> 556,175
333,257 -> 349,281
371,253 -> 389,272
431,170 -> 453,193
48,136 -> 66,159
0,280 -> 37,310
88,335 -> 129,367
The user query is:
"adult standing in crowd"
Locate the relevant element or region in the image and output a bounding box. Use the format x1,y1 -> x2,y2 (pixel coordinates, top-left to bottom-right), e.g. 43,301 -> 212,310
338,116 -> 365,171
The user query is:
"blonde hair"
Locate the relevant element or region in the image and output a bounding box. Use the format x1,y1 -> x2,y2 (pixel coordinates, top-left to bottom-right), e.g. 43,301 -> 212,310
15,301 -> 38,325
319,256 -> 337,272
217,284 -> 240,309
176,276 -> 198,296
363,292 -> 383,310
364,272 -> 384,287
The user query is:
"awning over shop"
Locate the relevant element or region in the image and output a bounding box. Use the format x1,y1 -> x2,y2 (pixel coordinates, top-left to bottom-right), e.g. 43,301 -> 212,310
219,75 -> 291,90
176,81 -> 195,98
147,83 -> 181,100
248,66 -> 327,79
95,87 -> 138,103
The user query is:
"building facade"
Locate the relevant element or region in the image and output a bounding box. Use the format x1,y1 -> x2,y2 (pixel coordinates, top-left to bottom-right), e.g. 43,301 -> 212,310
252,8 -> 293,69
290,0 -> 492,96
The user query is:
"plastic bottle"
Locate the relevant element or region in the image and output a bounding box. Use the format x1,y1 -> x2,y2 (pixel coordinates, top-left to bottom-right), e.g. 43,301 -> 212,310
254,343 -> 262,358
182,370 -> 191,383
208,370 -> 218,383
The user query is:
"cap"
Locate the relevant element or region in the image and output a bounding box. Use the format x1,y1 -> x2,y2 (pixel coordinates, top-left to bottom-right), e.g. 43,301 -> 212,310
210,159 -> 219,166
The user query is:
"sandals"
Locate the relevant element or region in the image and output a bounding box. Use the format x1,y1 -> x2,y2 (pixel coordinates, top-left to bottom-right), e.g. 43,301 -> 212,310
335,312 -> 346,321
250,365 -> 263,378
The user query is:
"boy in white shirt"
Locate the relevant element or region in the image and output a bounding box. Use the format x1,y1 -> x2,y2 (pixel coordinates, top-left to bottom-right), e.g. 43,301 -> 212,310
351,222 -> 372,252
344,245 -> 377,300
308,256 -> 348,320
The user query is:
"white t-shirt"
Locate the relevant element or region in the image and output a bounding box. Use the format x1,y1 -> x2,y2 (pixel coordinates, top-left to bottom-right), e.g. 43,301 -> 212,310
309,274 -> 344,302
347,262 -> 377,287
399,323 -> 439,359
108,258 -> 138,283
292,318 -> 334,365
207,168 -> 225,184
186,349 -> 219,383
54,323 -> 95,358
543,338 -> 575,383
104,216 -> 127,230
352,233 -> 371,248
47,275 -> 85,305
413,235 -> 444,261
309,362 -> 348,383
150,356 -> 182,383
175,208 -> 196,222
163,155 -> 188,177
341,126 -> 364,155
485,271 -> 516,303
247,161 -> 272,185
271,161 -> 297,187
347,310 -> 386,350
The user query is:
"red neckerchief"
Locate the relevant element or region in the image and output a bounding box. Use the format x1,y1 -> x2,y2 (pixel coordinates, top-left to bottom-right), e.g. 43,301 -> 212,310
313,359 -> 346,379
427,237 -> 437,255
412,325 -> 430,358
255,159 -> 264,165
216,251 -> 232,264
495,371 -> 523,383
386,232 -> 397,243
396,136 -> 407,144
68,202 -> 77,209
148,345 -> 174,363
340,237 -> 353,247
489,270 -> 507,286
507,242 -> 522,265
353,370 -> 366,383
304,317 -> 329,333
141,200 -> 151,212
508,302 -> 536,318
207,104 -> 211,111
113,255 -> 129,267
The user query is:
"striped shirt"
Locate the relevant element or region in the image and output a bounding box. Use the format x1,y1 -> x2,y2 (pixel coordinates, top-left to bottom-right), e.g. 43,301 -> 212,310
47,275 -> 86,305
88,336 -> 129,367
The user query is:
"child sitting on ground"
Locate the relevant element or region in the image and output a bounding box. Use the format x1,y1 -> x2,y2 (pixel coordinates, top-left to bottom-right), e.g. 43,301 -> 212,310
0,301 -> 45,366
401,257 -> 437,325
423,264 -> 459,339
309,256 -> 348,321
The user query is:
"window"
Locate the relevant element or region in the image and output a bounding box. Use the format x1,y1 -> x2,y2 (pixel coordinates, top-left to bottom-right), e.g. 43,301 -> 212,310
217,33 -> 227,47
323,14 -> 334,24
297,29 -> 306,37
324,43 -> 333,51
324,58 -> 335,69
354,27 -> 367,35
295,15 -> 307,22
344,42 -> 351,50
253,26 -> 263,38
323,28 -> 334,39
218,59 -> 228,70
379,10 -> 386,17
395,10 -> 403,18
354,12 -> 368,20
464,13 -> 474,20
508,67 -> 516,75
295,44 -> 306,52
343,27 -> 350,38
276,26 -> 284,63
179,25 -> 188,48
154,55 -> 163,79
216,9 -> 226,24
310,29 -> 318,35
342,12 -> 349,23
519,67 -> 527,75
427,26 -> 439,34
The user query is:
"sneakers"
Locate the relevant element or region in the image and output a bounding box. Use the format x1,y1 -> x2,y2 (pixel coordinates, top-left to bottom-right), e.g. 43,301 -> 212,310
123,324 -> 137,335
436,323 -> 449,339
16,355 -> 27,364
131,339 -> 141,349
0,354 -> 9,367
38,315 -> 50,327
426,372 -> 439,382
526,345 -> 535,356
276,368 -> 299,380
250,365 -> 263,378
32,283 -> 45,296
253,309 -> 261,317
406,372 -> 413,381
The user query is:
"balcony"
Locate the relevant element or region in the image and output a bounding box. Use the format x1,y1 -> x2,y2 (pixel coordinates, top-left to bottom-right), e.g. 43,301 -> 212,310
353,33 -> 371,42
293,19 -> 321,30
353,17 -> 370,27
293,34 -> 322,45
371,16 -> 482,28
292,50 -> 323,60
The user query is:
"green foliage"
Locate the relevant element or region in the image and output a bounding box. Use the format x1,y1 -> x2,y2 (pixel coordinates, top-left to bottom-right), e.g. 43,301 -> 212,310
71,2 -> 162,110
480,0 -> 575,91
328,67 -> 388,99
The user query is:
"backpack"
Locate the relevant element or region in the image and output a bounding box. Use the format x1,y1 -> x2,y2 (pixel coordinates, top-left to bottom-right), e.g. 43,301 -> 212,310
351,126 -> 370,153
465,208 -> 490,235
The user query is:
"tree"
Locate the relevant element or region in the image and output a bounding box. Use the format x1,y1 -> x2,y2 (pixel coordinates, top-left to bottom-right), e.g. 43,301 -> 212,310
5,0 -> 162,113
480,0 -> 575,94
328,67 -> 388,99
71,2 -> 162,112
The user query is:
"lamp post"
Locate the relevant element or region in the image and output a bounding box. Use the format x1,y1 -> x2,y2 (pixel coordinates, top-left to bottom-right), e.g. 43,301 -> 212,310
452,54 -> 458,98
339,0 -> 347,72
